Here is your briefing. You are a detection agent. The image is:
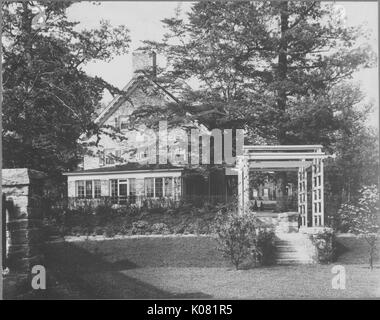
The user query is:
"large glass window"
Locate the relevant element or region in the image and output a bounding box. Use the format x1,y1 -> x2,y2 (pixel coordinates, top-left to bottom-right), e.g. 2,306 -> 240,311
129,179 -> 136,196
110,179 -> 118,197
119,180 -> 128,197
94,180 -> 101,198
145,178 -> 154,197
155,178 -> 163,198
164,177 -> 173,197
76,181 -> 85,198
85,180 -> 92,199
75,180 -> 101,198
143,177 -> 176,198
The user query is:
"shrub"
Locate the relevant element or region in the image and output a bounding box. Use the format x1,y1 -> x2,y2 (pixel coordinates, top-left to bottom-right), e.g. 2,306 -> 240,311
151,223 -> 170,235
93,226 -> 104,236
255,228 -> 276,266
131,220 -> 150,235
214,212 -> 258,270
339,185 -> 379,269
104,224 -> 117,238
310,229 -> 336,264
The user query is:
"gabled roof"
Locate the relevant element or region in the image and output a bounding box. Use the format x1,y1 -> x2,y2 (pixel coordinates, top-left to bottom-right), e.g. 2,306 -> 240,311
94,74 -> 179,127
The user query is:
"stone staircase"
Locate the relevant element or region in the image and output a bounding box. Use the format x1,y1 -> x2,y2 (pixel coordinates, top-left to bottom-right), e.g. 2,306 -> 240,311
274,232 -> 315,265
255,211 -> 317,265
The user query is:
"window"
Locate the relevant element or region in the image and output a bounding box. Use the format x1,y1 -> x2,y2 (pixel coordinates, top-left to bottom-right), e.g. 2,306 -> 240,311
105,149 -> 115,165
129,179 -> 136,196
76,181 -> 85,198
85,180 -> 92,199
75,180 -> 101,198
94,180 -> 101,198
164,177 -> 173,197
119,116 -> 129,130
145,178 -> 154,197
144,177 -> 175,198
119,180 -> 128,197
110,179 -> 137,200
110,179 -> 118,197
155,178 -> 163,198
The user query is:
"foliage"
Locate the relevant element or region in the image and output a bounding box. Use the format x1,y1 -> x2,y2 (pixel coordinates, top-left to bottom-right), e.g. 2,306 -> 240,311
151,223 -> 171,235
43,200 -> 228,237
134,1 -> 377,211
131,220 -> 150,235
339,185 -> 380,269
256,228 -> 277,266
2,2 -> 130,182
310,229 -> 336,264
214,211 -> 276,269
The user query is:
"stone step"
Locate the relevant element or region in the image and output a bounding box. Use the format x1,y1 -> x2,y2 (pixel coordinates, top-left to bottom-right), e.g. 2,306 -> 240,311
274,232 -> 314,265
276,259 -> 314,265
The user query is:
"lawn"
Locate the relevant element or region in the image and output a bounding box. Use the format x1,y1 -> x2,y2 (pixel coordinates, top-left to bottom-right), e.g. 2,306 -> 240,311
33,234 -> 380,299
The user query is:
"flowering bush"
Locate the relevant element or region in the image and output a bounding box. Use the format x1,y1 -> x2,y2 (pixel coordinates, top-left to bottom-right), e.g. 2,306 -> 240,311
339,185 -> 379,269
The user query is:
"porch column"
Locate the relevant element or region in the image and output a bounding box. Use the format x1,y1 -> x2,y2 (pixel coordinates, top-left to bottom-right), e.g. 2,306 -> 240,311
237,155 -> 249,214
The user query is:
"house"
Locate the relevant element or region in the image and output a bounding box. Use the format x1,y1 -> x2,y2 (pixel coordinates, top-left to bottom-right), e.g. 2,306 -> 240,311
63,51 -> 237,207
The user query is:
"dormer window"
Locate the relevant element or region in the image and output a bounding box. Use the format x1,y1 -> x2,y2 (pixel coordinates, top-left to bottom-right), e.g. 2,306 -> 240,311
119,116 -> 129,130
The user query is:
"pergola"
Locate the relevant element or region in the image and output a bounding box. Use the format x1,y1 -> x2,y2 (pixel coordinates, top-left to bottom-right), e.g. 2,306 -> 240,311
235,145 -> 329,228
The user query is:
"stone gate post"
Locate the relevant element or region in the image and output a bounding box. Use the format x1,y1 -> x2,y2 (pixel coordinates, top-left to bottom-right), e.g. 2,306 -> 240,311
2,169 -> 46,274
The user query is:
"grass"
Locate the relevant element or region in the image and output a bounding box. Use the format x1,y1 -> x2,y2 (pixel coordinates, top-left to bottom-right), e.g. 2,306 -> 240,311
120,265 -> 380,299
5,234 -> 380,299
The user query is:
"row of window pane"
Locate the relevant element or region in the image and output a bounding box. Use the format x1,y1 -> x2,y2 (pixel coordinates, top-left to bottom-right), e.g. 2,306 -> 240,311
110,179 -> 137,197
145,177 -> 173,198
76,180 -> 101,199
76,177 -> 175,198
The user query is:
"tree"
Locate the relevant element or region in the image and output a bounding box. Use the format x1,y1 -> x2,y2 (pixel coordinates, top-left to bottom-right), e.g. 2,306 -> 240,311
2,1 -> 130,194
339,185 -> 380,270
135,1 -> 376,210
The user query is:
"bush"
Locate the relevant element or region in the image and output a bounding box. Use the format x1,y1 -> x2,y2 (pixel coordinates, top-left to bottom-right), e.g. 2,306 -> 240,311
131,220 -> 150,235
310,229 -> 336,264
214,212 -> 258,270
151,223 -> 170,235
256,228 -> 276,266
104,224 -> 117,238
339,185 -> 379,269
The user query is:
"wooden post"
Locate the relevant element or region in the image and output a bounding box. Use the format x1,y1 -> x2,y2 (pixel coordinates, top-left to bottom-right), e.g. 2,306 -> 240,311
312,158 -> 323,227
298,163 -> 307,227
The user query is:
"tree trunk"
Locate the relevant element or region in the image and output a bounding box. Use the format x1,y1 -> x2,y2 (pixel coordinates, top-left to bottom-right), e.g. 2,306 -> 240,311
275,2 -> 290,212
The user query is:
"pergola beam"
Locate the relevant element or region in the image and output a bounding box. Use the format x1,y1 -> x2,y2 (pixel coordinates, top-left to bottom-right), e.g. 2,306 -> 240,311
249,160 -> 312,170
245,153 -> 327,160
244,145 -> 323,151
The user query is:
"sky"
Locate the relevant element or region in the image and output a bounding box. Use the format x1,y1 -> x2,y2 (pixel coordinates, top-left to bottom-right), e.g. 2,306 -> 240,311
66,1 -> 379,128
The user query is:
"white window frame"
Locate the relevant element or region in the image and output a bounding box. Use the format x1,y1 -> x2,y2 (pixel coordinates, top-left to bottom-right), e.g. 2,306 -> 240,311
76,180 -> 101,199
144,177 -> 174,199
109,178 -> 137,197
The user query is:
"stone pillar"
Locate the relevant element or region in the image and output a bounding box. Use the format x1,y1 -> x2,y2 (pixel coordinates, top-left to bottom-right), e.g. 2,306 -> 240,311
2,169 -> 46,274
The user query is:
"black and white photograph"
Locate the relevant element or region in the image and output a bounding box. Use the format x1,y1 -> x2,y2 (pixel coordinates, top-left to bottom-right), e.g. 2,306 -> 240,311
0,0 -> 379,302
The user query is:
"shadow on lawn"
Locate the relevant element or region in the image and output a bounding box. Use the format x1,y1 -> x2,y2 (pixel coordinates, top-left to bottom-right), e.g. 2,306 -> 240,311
43,242 -> 212,299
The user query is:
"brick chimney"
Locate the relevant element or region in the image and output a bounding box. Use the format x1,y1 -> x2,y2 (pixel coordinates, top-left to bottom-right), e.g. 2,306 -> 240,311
132,50 -> 157,77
